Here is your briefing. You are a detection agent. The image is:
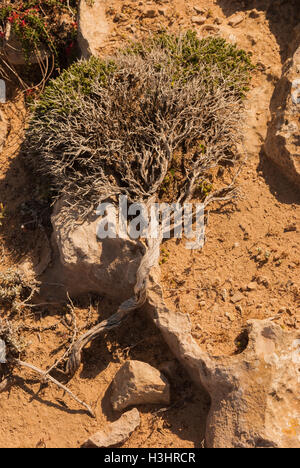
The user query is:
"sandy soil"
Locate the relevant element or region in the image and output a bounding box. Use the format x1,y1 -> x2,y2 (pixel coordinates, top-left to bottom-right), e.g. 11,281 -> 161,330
0,0 -> 299,448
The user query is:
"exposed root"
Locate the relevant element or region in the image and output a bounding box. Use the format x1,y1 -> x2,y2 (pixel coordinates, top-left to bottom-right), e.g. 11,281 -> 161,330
66,300 -> 138,377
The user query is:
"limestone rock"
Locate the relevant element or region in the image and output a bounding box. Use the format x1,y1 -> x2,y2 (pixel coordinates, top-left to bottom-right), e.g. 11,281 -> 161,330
230,292 -> 244,304
264,35 -> 300,187
191,15 -> 206,25
111,360 -> 170,411
228,14 -> 244,28
204,320 -> 300,448
194,6 -> 206,15
145,269 -> 300,448
84,408 -> 140,448
39,199 -> 145,302
77,0 -> 110,59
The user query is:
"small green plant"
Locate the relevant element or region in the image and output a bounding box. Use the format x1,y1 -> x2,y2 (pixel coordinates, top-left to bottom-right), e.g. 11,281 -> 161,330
198,181 -> 213,198
159,248 -> 170,265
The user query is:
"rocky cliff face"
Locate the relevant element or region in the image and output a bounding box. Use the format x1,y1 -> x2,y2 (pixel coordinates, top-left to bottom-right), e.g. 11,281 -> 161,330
264,28 -> 300,187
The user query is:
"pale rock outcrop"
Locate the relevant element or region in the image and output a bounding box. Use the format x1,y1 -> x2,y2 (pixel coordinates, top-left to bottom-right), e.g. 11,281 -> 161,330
145,269 -> 300,448
111,360 -> 170,411
38,200 -> 145,302
264,31 -> 300,187
84,408 -> 140,447
77,0 -> 110,59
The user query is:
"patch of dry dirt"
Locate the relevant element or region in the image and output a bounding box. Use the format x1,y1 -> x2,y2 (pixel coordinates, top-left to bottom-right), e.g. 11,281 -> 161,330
0,0 -> 299,449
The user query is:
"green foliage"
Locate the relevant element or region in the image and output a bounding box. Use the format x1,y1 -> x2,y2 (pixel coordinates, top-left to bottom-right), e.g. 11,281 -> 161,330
126,30 -> 254,97
33,57 -> 116,117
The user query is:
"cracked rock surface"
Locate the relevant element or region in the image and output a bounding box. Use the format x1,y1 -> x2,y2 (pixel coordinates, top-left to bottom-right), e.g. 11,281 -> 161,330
146,271 -> 300,448
264,28 -> 300,187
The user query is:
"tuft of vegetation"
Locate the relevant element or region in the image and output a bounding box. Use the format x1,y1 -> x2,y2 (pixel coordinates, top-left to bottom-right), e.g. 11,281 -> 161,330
0,318 -> 27,357
24,31 -> 254,218
0,0 -> 78,60
0,0 -> 79,92
0,269 -> 37,314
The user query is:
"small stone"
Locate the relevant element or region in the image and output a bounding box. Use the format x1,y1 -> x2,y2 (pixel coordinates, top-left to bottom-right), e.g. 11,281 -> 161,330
256,276 -> 269,288
200,301 -> 206,307
228,13 -> 244,27
230,293 -> 244,304
221,289 -> 227,302
214,17 -> 222,25
284,224 -> 297,233
278,307 -> 287,314
192,332 -> 201,340
201,25 -> 219,34
247,282 -> 257,291
225,312 -> 234,322
192,15 -> 206,25
84,408 -> 140,448
235,305 -> 243,314
193,6 -> 206,15
143,8 -> 157,18
111,360 -> 170,411
213,278 -> 221,287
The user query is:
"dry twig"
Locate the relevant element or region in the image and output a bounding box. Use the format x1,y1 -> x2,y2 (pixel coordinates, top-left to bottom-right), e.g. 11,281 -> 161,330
12,358 -> 95,417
